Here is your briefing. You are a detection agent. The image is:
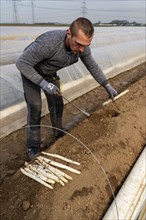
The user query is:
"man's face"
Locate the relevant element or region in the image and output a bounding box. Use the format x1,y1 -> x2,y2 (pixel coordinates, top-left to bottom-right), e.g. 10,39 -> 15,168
66,29 -> 93,54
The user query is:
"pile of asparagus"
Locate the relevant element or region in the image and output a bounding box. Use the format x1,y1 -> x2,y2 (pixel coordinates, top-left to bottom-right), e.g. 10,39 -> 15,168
20,151 -> 81,189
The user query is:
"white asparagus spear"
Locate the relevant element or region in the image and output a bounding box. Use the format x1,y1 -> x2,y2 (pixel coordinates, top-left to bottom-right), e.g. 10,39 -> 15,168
20,168 -> 53,189
35,160 -> 65,186
38,156 -> 81,174
36,159 -> 68,183
25,162 -> 64,186
41,151 -> 80,166
36,165 -> 65,186
36,158 -> 74,179
25,162 -> 58,182
102,89 -> 129,106
36,159 -> 69,183
25,162 -> 59,181
24,167 -> 55,185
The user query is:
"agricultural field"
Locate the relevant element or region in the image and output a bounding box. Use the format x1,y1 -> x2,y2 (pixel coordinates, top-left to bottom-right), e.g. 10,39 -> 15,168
0,62 -> 145,220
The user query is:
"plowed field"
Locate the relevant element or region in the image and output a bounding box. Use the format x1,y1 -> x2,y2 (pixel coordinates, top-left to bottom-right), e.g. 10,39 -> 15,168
0,62 -> 146,220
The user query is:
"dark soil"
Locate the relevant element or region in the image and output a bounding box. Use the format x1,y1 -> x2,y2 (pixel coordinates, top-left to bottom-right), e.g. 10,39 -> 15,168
0,62 -> 146,220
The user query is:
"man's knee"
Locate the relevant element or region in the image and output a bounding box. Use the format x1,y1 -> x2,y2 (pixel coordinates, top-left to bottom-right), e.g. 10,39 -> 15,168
56,95 -> 64,107
28,104 -> 42,122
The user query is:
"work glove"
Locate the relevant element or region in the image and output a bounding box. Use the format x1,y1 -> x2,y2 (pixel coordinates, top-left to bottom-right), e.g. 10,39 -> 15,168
105,83 -> 118,99
40,79 -> 60,95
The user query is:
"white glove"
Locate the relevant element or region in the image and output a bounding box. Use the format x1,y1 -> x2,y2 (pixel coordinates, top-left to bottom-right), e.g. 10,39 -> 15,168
105,84 -> 118,99
40,79 -> 60,95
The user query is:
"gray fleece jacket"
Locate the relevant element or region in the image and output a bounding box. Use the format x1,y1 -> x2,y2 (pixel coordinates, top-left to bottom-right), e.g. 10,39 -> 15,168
16,30 -> 108,86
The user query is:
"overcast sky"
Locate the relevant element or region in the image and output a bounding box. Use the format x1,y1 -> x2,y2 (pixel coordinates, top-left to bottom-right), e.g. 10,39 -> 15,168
1,0 -> 145,24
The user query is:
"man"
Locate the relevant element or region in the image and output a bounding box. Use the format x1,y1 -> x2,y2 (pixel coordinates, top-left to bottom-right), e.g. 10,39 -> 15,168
16,17 -> 117,159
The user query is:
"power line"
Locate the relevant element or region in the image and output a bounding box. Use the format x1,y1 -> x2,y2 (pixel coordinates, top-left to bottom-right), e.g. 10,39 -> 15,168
14,3 -> 79,11
2,0 -> 145,24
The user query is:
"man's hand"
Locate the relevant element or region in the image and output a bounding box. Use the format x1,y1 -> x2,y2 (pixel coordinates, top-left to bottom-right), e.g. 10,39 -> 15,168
40,79 -> 60,95
105,84 -> 118,99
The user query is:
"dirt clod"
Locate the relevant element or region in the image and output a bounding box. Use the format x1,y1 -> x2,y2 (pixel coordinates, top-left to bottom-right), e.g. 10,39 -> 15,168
22,201 -> 31,211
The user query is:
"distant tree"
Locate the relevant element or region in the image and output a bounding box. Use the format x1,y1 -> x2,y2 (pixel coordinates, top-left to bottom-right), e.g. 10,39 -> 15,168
94,21 -> 101,26
110,20 -> 119,25
110,20 -> 129,26
132,21 -> 141,26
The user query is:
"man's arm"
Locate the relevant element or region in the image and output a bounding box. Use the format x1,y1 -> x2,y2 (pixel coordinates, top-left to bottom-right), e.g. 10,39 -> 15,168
16,37 -> 60,95
80,47 -> 118,99
16,39 -> 48,85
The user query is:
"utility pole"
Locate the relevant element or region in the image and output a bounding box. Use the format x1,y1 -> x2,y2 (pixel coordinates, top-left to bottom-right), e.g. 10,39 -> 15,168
81,0 -> 87,17
31,0 -> 35,23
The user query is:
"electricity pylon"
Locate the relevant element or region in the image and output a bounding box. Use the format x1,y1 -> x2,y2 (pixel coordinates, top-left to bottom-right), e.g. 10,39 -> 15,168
31,0 -> 35,23
12,0 -> 21,23
81,0 -> 87,17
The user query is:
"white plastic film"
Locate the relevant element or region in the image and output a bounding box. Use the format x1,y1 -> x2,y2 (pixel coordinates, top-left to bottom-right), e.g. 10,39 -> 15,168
0,26 -> 145,137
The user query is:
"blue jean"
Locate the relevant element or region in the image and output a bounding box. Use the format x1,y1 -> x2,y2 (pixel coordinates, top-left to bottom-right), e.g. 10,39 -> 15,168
21,74 -> 64,149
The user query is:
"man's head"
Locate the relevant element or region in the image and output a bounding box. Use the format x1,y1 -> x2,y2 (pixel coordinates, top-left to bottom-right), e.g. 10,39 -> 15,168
66,17 -> 94,54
